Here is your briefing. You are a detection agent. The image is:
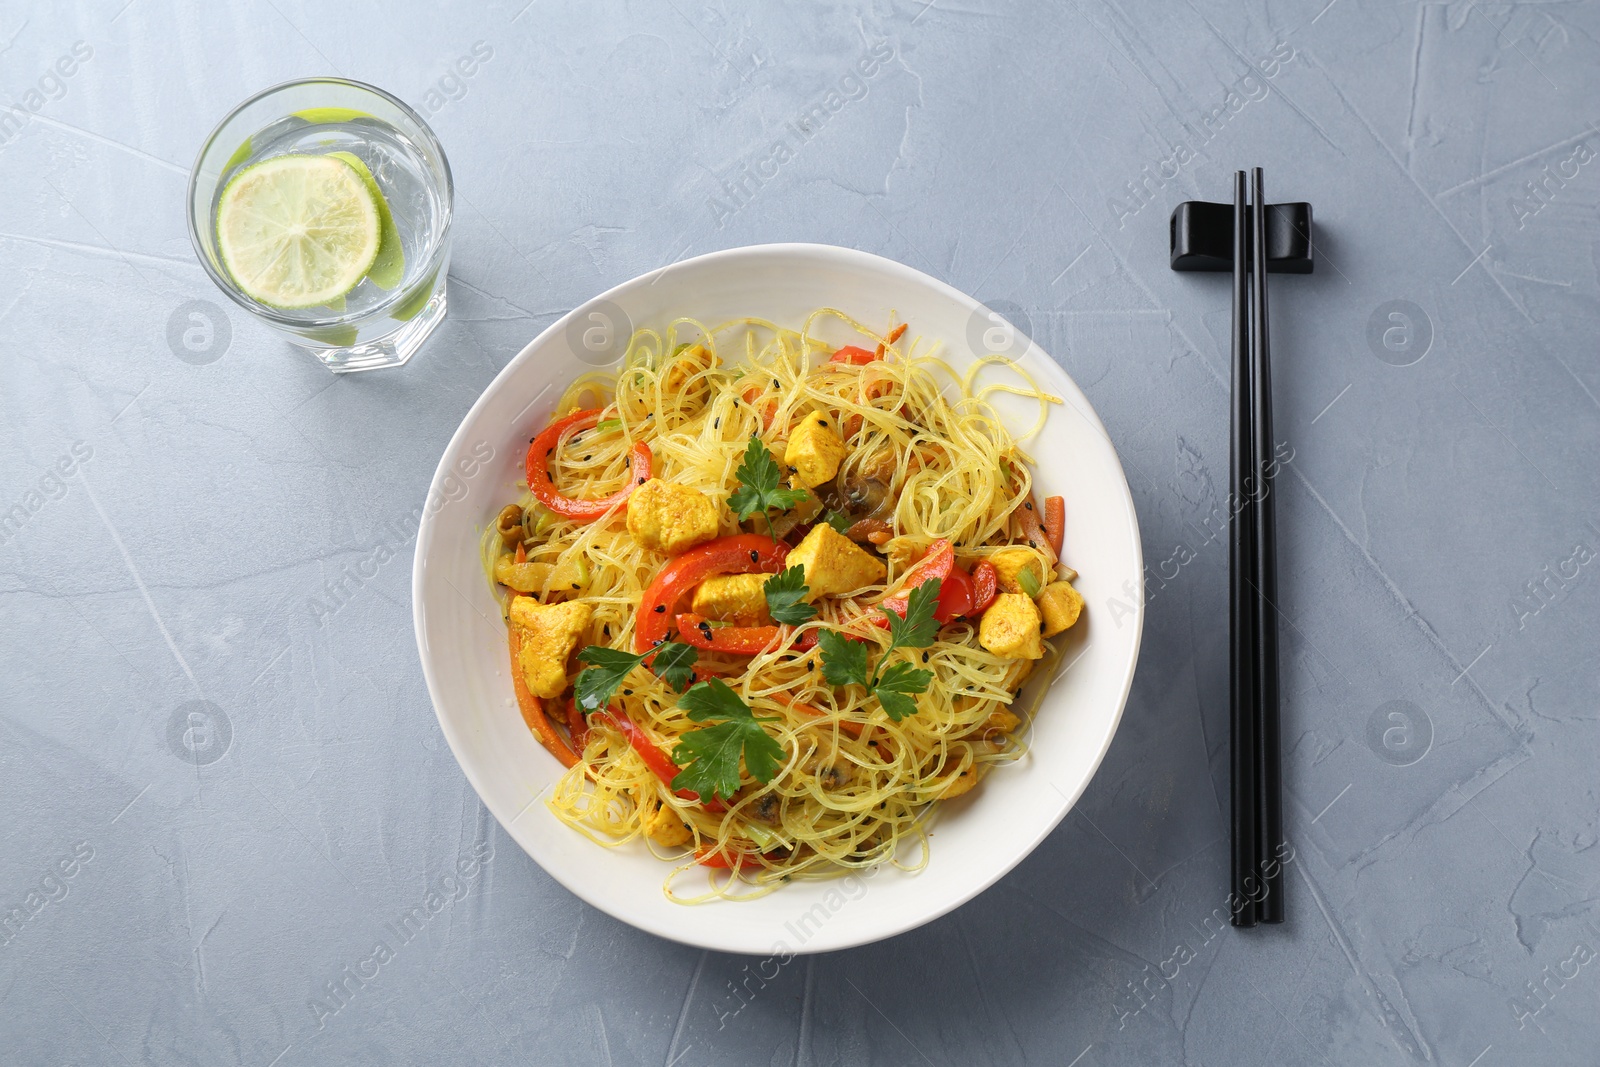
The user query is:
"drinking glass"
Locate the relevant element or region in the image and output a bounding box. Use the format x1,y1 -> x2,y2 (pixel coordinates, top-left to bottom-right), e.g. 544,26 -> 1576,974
187,78 -> 454,372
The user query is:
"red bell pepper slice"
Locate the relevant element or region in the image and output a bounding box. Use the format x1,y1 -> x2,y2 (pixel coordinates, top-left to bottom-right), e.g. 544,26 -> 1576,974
938,564 -> 975,619
525,408 -> 653,521
635,534 -> 790,651
970,560 -> 998,615
675,614 -> 782,654
829,345 -> 879,365
674,614 -> 821,656
1043,495 -> 1065,558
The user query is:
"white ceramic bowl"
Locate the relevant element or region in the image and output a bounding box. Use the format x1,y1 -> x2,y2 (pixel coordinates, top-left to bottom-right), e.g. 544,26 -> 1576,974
413,244 -> 1143,955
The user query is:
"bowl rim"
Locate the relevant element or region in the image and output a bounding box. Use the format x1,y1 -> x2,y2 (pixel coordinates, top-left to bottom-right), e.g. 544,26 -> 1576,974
412,241 -> 1144,953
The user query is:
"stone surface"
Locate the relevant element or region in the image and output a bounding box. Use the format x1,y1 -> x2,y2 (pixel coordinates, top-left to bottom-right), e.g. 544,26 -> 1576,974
3,2 -> 1598,1065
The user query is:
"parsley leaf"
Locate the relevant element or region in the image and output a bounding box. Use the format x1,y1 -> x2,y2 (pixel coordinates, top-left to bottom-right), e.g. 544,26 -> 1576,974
882,578 -> 942,657
764,565 -> 817,626
650,642 -> 699,692
574,641 -> 699,710
727,436 -> 808,538
817,629 -> 869,688
815,578 -> 942,720
874,660 -> 935,722
670,679 -> 785,801
823,510 -> 853,534
1017,564 -> 1042,598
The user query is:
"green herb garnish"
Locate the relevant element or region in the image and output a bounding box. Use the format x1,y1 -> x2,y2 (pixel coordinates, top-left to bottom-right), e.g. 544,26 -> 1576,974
823,510 -> 853,534
816,578 -> 940,721
727,435 -> 808,540
763,565 -> 816,626
669,679 -> 785,801
574,641 -> 698,710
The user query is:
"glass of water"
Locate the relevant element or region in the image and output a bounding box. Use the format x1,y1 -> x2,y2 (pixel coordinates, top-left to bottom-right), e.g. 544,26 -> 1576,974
187,78 -> 454,372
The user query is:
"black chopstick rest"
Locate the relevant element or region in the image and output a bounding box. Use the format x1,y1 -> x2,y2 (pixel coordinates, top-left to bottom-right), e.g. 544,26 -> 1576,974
1170,200 -> 1314,274
1171,175 -> 1313,929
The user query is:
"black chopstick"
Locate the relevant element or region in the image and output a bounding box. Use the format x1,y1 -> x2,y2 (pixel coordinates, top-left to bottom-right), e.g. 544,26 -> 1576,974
1228,170 -> 1259,929
1249,169 -> 1284,923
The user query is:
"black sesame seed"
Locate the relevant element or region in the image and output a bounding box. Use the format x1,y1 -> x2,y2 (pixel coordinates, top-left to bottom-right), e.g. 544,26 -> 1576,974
750,550 -> 759,562
714,418 -> 721,429
623,688 -> 633,696
1024,501 -> 1033,510
584,454 -> 592,461
654,604 -> 666,613
572,583 -> 580,589
638,476 -> 646,484
922,652 -> 930,663
772,379 -> 780,389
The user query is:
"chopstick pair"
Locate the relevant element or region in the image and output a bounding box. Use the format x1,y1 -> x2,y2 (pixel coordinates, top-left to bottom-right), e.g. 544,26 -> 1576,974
1172,171 -> 1314,927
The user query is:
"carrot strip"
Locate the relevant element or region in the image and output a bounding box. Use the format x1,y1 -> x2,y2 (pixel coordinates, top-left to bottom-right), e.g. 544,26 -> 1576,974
1014,493 -> 1057,566
509,628 -> 580,768
1043,495 -> 1065,558
875,321 -> 908,357
567,696 -> 589,752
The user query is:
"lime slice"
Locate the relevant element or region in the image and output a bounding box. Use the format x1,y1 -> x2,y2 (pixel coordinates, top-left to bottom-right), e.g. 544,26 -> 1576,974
329,151 -> 404,290
215,154 -> 381,309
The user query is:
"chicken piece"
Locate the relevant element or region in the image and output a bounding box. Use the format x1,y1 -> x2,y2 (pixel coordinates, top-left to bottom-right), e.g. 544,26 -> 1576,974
639,792 -> 692,847
690,573 -> 771,624
989,546 -> 1050,595
626,478 -> 720,555
786,523 -> 886,600
783,411 -> 848,489
1038,580 -> 1084,637
510,597 -> 593,699
978,593 -> 1044,660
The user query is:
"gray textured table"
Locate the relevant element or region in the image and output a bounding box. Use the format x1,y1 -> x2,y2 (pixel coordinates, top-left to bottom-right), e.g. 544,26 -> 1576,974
4,2 -> 1598,1065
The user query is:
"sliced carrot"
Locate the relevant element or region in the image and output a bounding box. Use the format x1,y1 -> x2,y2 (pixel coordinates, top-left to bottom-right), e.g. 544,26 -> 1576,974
1014,493 -> 1057,566
1043,495 -> 1065,558
509,628 -> 580,768
567,696 -> 589,752
875,321 -> 908,357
